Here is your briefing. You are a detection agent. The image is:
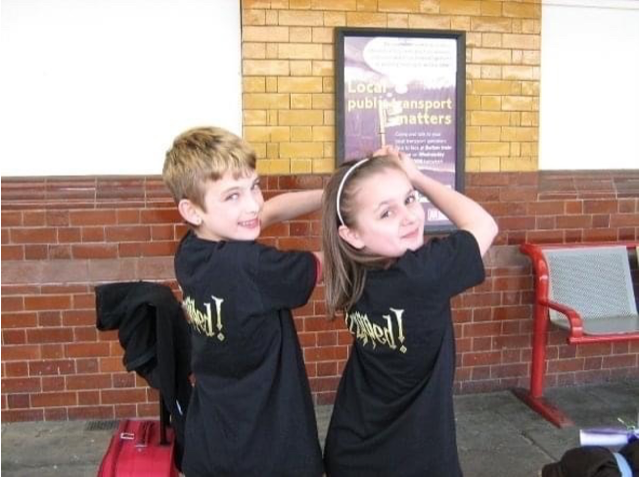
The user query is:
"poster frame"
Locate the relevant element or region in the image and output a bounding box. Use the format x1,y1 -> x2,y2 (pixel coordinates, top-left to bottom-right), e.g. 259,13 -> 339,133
335,27 -> 466,233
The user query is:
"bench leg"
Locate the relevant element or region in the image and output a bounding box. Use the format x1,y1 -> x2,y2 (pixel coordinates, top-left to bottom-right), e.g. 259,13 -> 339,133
512,304 -> 574,428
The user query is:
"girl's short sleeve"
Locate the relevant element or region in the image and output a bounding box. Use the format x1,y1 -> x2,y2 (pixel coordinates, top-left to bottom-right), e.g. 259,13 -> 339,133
255,245 -> 317,312
412,230 -> 486,298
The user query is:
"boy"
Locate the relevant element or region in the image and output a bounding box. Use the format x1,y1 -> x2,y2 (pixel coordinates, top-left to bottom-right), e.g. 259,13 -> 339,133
162,126 -> 324,476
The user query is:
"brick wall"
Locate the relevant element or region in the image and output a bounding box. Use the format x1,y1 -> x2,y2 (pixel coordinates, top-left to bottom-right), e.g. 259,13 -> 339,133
242,0 -> 540,174
2,171 -> 637,422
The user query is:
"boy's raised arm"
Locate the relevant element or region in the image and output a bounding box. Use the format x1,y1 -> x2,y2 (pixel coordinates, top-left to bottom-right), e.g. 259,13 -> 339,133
262,189 -> 323,229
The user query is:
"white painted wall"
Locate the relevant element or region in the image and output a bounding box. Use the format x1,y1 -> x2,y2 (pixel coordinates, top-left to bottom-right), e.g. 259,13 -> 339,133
0,0 -> 242,176
539,0 -> 639,170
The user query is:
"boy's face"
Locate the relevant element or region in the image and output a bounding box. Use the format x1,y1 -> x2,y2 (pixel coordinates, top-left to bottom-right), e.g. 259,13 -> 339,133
341,168 -> 425,257
194,170 -> 264,242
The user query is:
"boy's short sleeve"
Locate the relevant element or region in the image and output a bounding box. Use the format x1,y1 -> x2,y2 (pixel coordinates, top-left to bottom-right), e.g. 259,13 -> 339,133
413,230 -> 486,298
255,245 -> 317,312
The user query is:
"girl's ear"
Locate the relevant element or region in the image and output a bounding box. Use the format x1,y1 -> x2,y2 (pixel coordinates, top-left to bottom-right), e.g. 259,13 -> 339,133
338,224 -> 365,250
178,199 -> 203,227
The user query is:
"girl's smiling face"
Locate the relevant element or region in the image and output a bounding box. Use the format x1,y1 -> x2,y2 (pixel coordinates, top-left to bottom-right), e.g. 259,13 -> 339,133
339,168 -> 425,258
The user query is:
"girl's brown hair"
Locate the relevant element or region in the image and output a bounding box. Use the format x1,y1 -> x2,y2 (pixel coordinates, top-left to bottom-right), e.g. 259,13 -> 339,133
321,154 -> 405,318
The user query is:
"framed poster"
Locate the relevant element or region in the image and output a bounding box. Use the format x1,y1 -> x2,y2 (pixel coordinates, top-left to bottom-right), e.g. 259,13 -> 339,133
335,28 -> 466,233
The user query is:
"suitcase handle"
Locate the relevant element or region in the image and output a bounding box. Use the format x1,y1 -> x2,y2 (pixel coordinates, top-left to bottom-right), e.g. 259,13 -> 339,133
135,421 -> 153,448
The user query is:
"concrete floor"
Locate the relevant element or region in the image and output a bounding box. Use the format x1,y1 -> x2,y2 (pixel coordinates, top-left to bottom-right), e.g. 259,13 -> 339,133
1,380 -> 638,477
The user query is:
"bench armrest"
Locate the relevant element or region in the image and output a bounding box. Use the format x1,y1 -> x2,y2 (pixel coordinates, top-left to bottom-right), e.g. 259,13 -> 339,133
538,298 -> 584,338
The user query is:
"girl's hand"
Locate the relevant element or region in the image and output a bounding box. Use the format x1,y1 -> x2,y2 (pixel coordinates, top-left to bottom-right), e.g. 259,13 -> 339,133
373,146 -> 421,184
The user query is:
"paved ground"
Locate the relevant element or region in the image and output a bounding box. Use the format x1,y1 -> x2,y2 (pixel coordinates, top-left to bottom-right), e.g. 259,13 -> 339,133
1,380 -> 637,476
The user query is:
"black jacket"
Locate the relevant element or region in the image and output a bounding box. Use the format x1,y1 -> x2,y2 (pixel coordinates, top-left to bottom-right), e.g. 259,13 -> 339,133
95,281 -> 192,470
542,440 -> 638,477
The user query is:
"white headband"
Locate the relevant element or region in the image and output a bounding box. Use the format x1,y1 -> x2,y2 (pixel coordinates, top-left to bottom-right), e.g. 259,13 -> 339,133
336,158 -> 370,226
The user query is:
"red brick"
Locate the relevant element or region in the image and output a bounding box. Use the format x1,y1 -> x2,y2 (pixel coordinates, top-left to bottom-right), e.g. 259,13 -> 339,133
602,354 -> 637,369
564,200 -> 583,214
106,226 -> 151,242
2,211 -> 23,226
583,357 -> 603,370
463,322 -> 502,338
527,201 -> 565,216
576,343 -> 613,357
2,329 -> 26,344
81,227 -> 105,242
548,358 -> 585,373
38,311 -> 62,327
583,229 -> 618,242
100,357 -> 126,373
113,373 -> 136,388
584,199 -> 618,214
67,374 -> 113,390
24,245 -> 48,259
41,344 -> 65,359
76,358 -> 99,374
139,241 -> 177,257
1,245 -> 25,260
490,363 -> 527,378
317,331 -> 337,346
68,406 -> 114,420
65,342 -> 111,358
2,296 -> 24,312
304,346 -> 348,362
101,388 -> 147,404
611,213 -> 638,227
1,409 -> 44,422
49,245 -> 72,259
10,228 -> 57,244
42,376 -> 65,391
58,227 -> 82,243
24,295 -> 71,311
72,293 -> 96,309
46,210 -> 70,226
309,376 -> 340,393
556,215 -> 591,229
317,361 -> 338,377
29,360 -> 75,376
74,326 -> 97,342
461,351 -> 501,366
526,230 -> 565,243
618,199 -> 638,213
72,244 -> 118,259
117,210 -> 141,224
497,216 -> 536,231
472,337 -> 492,351
150,225 -> 174,240
23,211 -> 46,226
44,408 -> 69,420
69,210 -> 117,226
2,345 -> 41,361
2,377 -> 42,393
277,237 -> 321,251
140,209 -> 181,224
78,390 -> 100,405
7,393 -> 31,409
4,362 -> 29,377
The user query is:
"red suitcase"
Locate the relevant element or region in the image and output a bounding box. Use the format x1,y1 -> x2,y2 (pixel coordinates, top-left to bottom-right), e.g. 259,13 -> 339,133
97,419 -> 178,477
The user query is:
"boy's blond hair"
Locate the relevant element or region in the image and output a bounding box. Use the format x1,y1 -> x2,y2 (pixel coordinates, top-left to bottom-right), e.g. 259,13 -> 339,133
163,126 -> 257,209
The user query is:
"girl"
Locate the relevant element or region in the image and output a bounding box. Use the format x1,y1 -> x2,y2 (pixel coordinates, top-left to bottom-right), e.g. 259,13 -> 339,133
321,147 -> 498,476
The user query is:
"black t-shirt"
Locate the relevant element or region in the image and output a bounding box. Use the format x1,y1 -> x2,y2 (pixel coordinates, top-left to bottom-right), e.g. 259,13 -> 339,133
175,231 -> 323,477
324,231 -> 486,477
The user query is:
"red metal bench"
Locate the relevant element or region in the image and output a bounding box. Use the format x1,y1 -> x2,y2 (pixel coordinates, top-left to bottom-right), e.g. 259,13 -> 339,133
515,241 -> 639,427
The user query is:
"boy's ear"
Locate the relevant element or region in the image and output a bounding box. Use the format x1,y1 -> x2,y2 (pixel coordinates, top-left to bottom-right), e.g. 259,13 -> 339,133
338,225 -> 364,250
178,199 -> 203,227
